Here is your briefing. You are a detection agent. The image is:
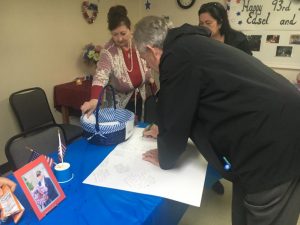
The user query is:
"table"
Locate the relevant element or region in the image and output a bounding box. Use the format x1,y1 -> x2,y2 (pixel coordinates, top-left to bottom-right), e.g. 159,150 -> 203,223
54,80 -> 92,123
5,137 -> 188,225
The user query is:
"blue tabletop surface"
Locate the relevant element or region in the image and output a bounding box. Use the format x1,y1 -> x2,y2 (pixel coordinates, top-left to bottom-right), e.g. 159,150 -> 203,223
4,135 -> 189,224
5,123 -> 221,225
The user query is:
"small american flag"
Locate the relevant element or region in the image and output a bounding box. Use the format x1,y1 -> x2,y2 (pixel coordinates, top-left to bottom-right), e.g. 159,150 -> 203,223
27,147 -> 55,168
58,130 -> 67,163
58,143 -> 67,163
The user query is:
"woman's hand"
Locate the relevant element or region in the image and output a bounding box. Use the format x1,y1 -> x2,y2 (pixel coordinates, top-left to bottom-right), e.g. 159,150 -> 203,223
142,149 -> 160,167
80,99 -> 98,117
0,177 -> 16,195
148,77 -> 155,84
143,124 -> 159,138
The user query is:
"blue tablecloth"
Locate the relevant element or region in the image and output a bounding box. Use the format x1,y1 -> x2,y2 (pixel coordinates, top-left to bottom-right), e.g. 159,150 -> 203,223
5,123 -> 221,225
5,138 -> 189,225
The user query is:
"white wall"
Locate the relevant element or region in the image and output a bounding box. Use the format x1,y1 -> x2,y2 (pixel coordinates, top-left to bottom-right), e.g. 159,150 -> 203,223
1,0 -> 299,165
0,0 -> 141,165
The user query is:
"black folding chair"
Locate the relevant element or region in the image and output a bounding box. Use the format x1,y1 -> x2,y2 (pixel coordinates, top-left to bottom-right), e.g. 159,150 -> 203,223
0,162 -> 12,176
9,87 -> 82,144
5,124 -> 66,171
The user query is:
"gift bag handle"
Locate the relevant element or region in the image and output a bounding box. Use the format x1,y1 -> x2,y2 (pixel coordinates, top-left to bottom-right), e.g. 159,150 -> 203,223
95,85 -> 116,132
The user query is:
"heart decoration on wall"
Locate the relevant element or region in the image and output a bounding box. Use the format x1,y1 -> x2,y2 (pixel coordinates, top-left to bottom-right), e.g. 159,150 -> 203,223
82,1 -> 98,24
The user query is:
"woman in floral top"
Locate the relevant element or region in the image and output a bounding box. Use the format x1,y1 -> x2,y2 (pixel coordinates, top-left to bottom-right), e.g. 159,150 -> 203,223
81,5 -> 155,120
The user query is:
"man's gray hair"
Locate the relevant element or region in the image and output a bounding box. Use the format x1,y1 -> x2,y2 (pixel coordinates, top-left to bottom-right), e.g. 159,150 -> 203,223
133,16 -> 173,54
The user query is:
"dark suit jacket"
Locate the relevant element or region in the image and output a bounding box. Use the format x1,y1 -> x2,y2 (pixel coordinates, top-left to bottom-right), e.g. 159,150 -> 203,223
157,24 -> 300,193
44,177 -> 58,201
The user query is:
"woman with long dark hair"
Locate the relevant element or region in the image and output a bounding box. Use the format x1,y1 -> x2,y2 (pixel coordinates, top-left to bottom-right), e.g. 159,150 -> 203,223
198,2 -> 252,55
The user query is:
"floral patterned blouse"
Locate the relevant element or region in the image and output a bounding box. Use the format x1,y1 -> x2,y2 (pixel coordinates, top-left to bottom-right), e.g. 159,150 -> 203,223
91,39 -> 153,109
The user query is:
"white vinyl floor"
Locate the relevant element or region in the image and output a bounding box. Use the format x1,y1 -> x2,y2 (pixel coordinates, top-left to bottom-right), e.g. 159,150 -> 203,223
179,179 -> 300,225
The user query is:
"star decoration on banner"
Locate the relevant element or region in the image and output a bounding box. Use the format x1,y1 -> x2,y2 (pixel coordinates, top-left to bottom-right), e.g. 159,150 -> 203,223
145,0 -> 151,10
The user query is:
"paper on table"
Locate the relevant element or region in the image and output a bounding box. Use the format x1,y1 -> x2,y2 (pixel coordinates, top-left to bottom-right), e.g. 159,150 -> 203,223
83,128 -> 207,207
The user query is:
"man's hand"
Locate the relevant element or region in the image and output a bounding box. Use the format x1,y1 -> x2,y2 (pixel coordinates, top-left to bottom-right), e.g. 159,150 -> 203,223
142,149 -> 160,167
143,124 -> 159,138
0,177 -> 16,195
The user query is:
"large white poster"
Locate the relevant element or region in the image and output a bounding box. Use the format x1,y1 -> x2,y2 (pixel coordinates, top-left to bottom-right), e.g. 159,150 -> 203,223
227,0 -> 300,69
83,128 -> 207,207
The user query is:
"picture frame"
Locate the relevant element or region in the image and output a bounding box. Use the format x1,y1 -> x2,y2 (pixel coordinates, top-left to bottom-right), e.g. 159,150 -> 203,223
14,155 -> 65,220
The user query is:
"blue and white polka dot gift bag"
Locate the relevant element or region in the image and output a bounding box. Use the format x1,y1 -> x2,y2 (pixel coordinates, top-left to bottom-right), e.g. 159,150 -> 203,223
80,85 -> 134,145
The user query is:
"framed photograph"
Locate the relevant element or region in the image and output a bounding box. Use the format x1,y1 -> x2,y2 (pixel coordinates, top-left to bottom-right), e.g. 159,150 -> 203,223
276,46 -> 293,57
14,155 -> 65,220
266,35 -> 280,44
289,34 -> 300,45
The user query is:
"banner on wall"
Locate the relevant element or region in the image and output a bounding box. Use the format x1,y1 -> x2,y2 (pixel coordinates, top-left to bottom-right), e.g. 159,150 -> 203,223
227,0 -> 300,31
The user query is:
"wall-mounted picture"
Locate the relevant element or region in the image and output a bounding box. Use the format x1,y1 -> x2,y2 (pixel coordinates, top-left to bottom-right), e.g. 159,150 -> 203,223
14,155 -> 65,220
266,35 -> 280,43
289,34 -> 300,45
246,35 -> 262,51
276,46 -> 293,57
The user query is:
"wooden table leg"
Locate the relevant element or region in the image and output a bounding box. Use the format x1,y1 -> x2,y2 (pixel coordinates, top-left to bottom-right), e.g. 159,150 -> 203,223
61,106 -> 70,124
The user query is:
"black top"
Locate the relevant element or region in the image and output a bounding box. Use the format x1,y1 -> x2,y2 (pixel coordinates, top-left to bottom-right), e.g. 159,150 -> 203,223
157,24 -> 300,193
225,29 -> 252,55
